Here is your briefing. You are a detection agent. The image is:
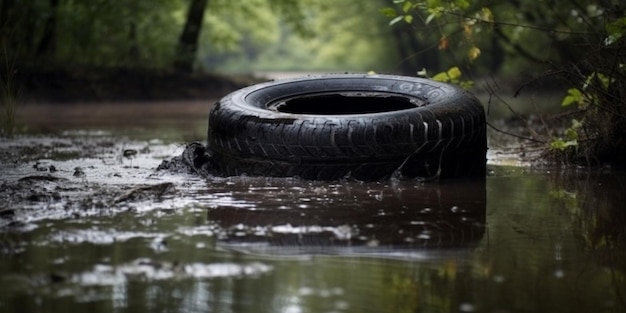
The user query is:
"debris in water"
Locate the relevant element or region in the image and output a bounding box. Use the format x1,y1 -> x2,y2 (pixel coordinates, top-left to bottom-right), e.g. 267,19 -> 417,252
73,167 -> 85,178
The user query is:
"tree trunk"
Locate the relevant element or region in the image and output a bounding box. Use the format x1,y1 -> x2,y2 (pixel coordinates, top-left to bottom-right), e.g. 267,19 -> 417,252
0,0 -> 15,35
174,0 -> 208,72
128,22 -> 140,64
36,0 -> 59,58
391,23 -> 439,75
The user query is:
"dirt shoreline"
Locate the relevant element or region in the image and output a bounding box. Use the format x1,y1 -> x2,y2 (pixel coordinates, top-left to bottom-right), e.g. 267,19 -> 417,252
11,67 -> 263,104
17,100 -> 213,127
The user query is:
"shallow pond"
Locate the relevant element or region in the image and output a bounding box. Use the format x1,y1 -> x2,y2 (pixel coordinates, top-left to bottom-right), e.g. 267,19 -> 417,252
1,101 -> 625,313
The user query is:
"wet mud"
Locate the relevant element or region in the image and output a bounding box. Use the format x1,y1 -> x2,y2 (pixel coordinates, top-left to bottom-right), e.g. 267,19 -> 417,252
1,132 -> 486,252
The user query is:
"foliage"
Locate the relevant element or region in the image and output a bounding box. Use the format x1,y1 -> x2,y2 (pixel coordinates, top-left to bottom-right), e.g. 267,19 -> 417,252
380,0 -> 497,75
1,0 -> 182,68
547,17 -> 626,166
549,119 -> 581,151
429,66 -> 473,90
382,0 -> 626,167
0,0 -> 321,71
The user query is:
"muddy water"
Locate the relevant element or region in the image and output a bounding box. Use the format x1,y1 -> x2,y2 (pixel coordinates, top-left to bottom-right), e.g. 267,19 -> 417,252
1,102 -> 625,313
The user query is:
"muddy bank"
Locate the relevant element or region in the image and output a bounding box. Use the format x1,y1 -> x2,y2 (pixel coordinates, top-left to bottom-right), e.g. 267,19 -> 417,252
0,133 -> 197,229
0,129 -> 517,234
12,67 -> 263,103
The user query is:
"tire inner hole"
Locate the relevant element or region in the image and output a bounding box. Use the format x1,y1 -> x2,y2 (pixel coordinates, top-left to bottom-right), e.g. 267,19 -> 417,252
268,92 -> 423,115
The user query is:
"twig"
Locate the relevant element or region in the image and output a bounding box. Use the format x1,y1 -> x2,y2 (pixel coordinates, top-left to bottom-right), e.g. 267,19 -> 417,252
487,121 -> 545,144
444,11 -> 600,36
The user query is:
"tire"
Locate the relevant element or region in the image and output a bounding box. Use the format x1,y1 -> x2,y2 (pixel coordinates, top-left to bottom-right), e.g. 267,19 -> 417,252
207,74 -> 486,181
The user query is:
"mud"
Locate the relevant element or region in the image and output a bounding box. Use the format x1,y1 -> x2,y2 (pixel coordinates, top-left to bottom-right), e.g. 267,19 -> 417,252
0,132 -> 195,228
0,130 -> 487,251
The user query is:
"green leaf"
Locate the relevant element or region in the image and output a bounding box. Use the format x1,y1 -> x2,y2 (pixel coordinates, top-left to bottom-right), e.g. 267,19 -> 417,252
467,46 -> 481,61
561,88 -> 582,107
432,72 -> 450,82
416,68 -> 428,77
564,119 -> 582,141
480,7 -> 494,24
425,13 -> 436,25
605,34 -> 620,46
389,16 -> 404,26
402,1 -> 413,13
582,72 -> 609,90
459,80 -> 474,90
605,17 -> 626,45
550,138 -> 578,151
403,14 -> 413,24
596,73 -> 610,90
379,8 -> 397,18
447,67 -> 462,80
454,0 -> 470,10
564,128 -> 578,141
425,6 -> 443,24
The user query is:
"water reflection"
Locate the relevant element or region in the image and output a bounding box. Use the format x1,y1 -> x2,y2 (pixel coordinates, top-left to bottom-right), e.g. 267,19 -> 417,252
563,173 -> 626,252
482,170 -> 626,313
2,138 -> 626,313
552,172 -> 626,290
208,178 -> 486,255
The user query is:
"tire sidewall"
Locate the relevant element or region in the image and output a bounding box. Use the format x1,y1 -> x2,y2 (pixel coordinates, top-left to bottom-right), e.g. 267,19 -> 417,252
224,74 -> 467,119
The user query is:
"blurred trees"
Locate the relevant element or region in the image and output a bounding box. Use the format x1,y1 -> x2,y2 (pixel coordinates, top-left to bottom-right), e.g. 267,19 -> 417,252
174,0 -> 209,72
0,0 -> 317,72
0,0 -> 623,78
1,0 -> 183,68
382,0 -> 625,77
207,1 -> 400,73
0,0 -> 428,74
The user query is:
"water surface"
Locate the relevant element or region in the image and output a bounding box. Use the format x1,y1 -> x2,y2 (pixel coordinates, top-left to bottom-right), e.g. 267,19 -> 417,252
1,101 -> 624,313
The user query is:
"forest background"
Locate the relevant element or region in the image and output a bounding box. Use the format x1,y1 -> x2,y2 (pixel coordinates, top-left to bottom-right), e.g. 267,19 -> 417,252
1,0 -> 624,165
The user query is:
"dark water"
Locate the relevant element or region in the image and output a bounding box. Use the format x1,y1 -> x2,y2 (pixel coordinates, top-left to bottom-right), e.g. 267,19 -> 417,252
1,102 -> 625,313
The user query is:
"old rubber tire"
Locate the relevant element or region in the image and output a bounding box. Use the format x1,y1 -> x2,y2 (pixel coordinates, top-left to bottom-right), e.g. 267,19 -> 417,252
207,74 -> 486,181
